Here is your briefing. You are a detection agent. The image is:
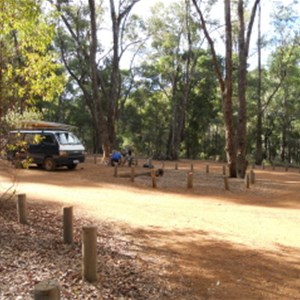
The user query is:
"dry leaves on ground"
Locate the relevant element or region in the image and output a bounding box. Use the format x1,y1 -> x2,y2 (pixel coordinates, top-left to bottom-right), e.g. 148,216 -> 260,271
0,200 -> 171,300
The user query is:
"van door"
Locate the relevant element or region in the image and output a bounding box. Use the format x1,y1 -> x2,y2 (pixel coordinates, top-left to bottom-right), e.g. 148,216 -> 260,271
28,133 -> 58,164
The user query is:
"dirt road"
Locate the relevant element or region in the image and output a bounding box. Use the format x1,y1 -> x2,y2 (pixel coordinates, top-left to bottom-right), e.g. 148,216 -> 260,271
1,157 -> 300,299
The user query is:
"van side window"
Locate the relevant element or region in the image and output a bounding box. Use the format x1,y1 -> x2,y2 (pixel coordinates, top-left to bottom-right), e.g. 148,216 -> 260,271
24,133 -> 36,144
42,134 -> 55,144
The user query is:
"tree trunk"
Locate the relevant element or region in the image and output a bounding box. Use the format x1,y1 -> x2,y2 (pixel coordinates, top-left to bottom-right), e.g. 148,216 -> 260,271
88,0 -> 112,157
236,0 -> 260,177
108,0 -> 121,148
223,0 -> 237,177
236,0 -> 248,178
255,2 -> 263,165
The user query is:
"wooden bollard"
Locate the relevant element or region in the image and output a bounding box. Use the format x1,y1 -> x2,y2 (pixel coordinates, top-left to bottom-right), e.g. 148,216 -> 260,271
151,169 -> 157,188
113,164 -> 118,177
222,165 -> 226,175
245,174 -> 250,188
82,226 -> 97,282
130,166 -> 135,182
175,163 -> 178,170
63,206 -> 73,244
17,193 -> 28,224
223,176 -> 229,190
190,164 -> 194,172
187,172 -> 193,189
285,165 -> 289,172
206,165 -> 209,174
34,279 -> 60,300
250,170 -> 255,184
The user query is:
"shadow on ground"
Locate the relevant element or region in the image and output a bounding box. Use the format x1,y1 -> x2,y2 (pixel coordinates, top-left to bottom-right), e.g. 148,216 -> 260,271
122,226 -> 300,300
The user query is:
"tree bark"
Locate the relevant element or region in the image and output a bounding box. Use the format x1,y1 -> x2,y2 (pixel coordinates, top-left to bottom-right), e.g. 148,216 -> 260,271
88,0 -> 112,157
255,2 -> 263,165
223,0 -> 237,177
236,0 -> 260,178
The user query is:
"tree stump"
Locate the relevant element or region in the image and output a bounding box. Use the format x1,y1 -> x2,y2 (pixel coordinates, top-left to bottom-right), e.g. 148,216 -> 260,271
34,280 -> 60,300
82,226 -> 97,282
63,206 -> 73,244
17,193 -> 28,224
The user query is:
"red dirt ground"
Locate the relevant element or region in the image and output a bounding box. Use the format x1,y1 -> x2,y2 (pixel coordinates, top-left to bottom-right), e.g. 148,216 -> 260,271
1,156 -> 300,299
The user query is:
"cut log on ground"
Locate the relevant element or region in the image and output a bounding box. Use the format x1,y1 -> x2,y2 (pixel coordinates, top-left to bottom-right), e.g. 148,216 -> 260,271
118,168 -> 164,178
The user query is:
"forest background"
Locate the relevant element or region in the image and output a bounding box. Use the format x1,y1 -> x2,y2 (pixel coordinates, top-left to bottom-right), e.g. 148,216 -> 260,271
1,0 -> 300,178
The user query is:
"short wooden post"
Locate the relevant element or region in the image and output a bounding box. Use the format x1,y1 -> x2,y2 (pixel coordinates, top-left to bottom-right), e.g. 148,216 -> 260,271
206,165 -> 209,174
34,279 -> 60,300
190,164 -> 194,172
130,166 -> 135,182
175,163 -> 178,170
82,226 -> 97,282
151,169 -> 157,188
187,172 -> 193,189
63,206 -> 73,244
223,176 -> 229,191
285,165 -> 289,172
222,165 -> 226,175
17,193 -> 28,224
245,173 -> 250,189
113,164 -> 118,177
250,170 -> 255,184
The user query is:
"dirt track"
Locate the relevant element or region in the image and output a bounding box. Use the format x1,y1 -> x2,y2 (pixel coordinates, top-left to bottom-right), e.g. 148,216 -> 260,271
1,157 -> 300,299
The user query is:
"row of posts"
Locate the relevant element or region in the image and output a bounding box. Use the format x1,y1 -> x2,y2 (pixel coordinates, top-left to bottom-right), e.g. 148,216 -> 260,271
112,163 -> 256,190
16,194 -> 97,299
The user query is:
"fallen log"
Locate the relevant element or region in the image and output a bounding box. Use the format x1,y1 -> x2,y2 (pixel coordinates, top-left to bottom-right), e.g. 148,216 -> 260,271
118,168 -> 164,178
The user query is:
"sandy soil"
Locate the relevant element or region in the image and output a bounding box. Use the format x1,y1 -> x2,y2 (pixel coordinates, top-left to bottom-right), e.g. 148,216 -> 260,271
1,156 -> 300,299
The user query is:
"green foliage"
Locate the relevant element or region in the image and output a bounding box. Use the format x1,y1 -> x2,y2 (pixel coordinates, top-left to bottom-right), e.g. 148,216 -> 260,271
1,109 -> 43,134
0,0 -> 65,122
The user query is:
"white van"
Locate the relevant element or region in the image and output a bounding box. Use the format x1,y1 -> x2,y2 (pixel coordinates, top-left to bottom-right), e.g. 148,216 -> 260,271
7,121 -> 85,171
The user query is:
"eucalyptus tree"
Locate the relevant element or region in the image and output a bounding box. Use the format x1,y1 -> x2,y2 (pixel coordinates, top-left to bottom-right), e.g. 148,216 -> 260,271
144,0 -> 209,160
265,45 -> 300,163
191,0 -> 260,177
254,1 -> 300,164
0,0 -> 64,135
53,0 -> 141,156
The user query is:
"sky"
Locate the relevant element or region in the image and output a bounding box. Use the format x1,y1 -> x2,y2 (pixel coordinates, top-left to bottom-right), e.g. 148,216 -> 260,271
128,0 -> 300,69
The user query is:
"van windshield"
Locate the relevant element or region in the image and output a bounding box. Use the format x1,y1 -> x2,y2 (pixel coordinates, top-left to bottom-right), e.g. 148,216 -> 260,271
55,132 -> 81,145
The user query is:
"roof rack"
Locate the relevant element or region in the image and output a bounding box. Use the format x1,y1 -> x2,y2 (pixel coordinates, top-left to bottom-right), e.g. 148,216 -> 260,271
18,120 -> 73,131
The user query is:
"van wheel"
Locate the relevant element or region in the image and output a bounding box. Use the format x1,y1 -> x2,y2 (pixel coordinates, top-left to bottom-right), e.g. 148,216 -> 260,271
67,164 -> 77,170
43,157 -> 56,171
